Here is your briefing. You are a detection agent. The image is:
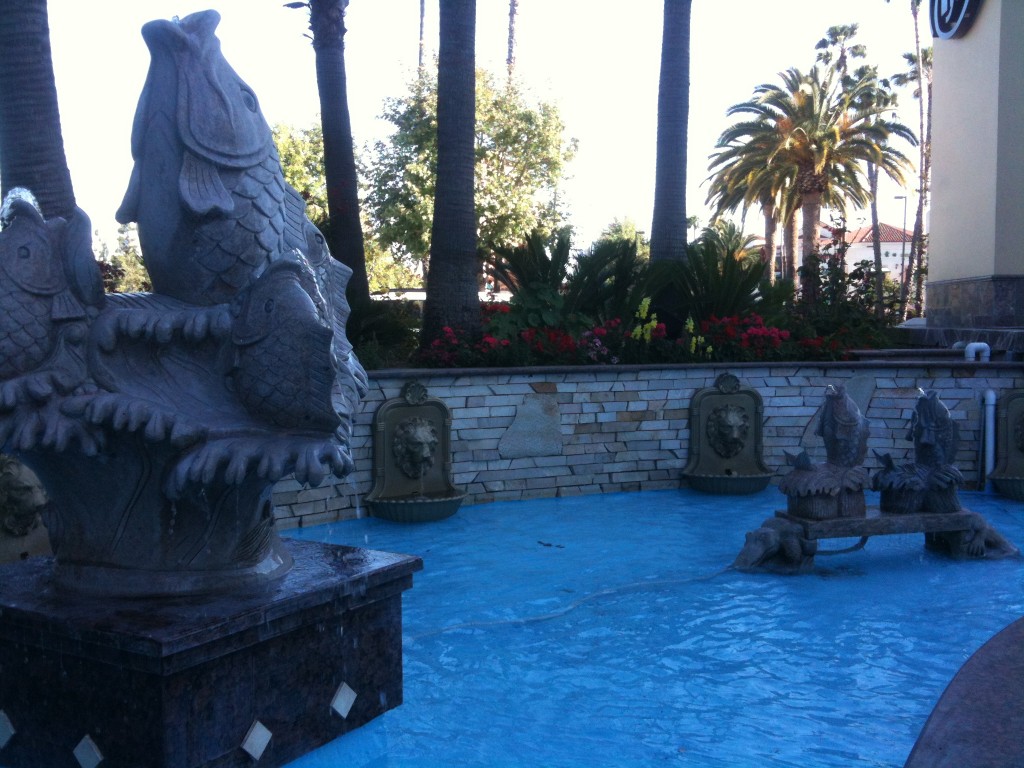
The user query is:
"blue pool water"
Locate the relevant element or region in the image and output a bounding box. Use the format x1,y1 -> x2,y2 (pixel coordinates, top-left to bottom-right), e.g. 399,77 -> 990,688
284,488 -> 1024,768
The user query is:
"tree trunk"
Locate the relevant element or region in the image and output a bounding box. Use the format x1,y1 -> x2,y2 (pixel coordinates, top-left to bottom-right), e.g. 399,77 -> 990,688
418,0 -> 426,71
783,211 -> 797,281
912,71 -> 932,318
761,195 -> 777,285
0,0 -> 76,220
650,0 -> 691,263
309,0 -> 370,306
422,0 -> 481,346
799,189 -> 823,300
868,162 -> 884,319
506,0 -> 518,82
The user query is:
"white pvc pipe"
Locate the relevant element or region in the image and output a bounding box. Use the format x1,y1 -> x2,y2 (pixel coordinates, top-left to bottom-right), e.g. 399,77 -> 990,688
964,342 -> 991,362
983,389 -> 997,492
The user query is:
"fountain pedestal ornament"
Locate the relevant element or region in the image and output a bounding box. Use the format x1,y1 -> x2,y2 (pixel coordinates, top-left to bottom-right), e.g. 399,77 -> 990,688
681,373 -> 773,494
0,10 -> 419,767
735,388 -> 1018,573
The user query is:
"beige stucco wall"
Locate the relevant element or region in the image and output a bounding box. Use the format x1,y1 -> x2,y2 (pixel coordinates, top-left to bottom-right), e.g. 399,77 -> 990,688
930,0 -> 1024,282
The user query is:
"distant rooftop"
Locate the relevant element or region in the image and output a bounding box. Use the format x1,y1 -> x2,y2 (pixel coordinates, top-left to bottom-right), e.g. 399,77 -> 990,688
843,223 -> 914,244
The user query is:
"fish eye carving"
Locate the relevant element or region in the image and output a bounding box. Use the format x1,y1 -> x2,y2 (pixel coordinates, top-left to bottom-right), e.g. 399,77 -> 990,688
240,87 -> 257,112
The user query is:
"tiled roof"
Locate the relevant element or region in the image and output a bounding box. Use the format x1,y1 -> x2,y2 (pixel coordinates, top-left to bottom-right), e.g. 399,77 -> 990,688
844,223 -> 913,244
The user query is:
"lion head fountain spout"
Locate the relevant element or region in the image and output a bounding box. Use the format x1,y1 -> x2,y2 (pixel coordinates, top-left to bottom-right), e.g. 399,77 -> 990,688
681,373 -> 773,494
365,381 -> 466,522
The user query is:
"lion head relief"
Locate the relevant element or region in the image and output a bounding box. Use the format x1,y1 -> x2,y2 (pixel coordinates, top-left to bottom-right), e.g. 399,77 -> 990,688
0,455 -> 48,537
706,404 -> 749,459
392,417 -> 440,479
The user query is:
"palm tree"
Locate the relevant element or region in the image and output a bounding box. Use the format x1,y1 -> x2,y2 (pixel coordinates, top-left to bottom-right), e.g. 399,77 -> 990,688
722,66 -> 915,300
706,132 -> 797,284
816,24 -> 887,318
422,0 -> 482,347
0,0 -> 76,219
893,54 -> 932,317
297,0 -> 371,306
650,0 -> 692,263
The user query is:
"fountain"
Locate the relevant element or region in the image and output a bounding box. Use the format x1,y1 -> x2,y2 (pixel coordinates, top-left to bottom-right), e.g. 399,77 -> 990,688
365,380 -> 466,522
0,11 -> 421,767
735,387 -> 1018,573
681,372 -> 773,494
987,389 -> 1024,500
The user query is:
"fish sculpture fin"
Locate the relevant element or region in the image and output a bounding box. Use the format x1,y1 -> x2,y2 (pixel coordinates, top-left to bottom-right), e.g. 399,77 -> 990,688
116,164 -> 141,224
50,292 -> 85,322
180,150 -> 234,216
62,207 -> 106,310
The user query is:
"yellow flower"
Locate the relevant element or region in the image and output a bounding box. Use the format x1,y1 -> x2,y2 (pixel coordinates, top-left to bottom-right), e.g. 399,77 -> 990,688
630,297 -> 658,342
637,297 -> 651,320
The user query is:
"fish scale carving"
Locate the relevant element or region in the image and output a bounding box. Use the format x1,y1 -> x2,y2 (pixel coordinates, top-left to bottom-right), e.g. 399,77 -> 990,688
0,287 -> 53,378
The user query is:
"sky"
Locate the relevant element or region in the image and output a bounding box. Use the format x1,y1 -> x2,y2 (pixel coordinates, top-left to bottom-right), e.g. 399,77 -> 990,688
44,0 -> 927,250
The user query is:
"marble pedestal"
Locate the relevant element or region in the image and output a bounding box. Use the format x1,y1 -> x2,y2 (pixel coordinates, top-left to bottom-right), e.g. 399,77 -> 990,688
0,539 -> 422,768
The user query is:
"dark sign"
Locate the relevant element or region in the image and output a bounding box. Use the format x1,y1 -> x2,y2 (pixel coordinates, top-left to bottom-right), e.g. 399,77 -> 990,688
931,0 -> 985,39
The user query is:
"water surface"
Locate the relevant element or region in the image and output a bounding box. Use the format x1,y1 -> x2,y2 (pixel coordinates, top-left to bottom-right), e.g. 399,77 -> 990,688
286,488 -> 1024,767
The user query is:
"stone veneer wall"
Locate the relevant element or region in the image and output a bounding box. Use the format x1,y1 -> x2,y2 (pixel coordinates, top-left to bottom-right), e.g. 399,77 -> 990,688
272,362 -> 1024,528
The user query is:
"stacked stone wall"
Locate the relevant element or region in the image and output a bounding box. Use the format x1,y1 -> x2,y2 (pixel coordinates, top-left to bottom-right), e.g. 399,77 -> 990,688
272,363 -> 1024,528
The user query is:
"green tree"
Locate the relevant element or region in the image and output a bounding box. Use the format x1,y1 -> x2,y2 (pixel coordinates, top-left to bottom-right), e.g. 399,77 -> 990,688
0,0 -> 76,219
815,24 -> 899,318
707,128 -> 797,284
721,65 -> 915,300
595,218 -> 650,260
650,0 -> 692,264
99,223 -> 152,293
273,122 -> 328,223
422,0 -> 481,347
365,70 -> 576,266
273,122 -> 421,294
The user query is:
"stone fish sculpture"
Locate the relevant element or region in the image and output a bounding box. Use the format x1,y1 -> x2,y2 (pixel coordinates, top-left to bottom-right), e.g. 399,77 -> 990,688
0,10 -> 365,596
779,383 -> 871,519
737,387 -> 1017,572
872,389 -> 964,515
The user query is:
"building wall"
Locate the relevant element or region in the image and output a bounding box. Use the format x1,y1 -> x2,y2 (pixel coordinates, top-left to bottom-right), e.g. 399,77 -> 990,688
272,363 -> 1024,528
930,0 -> 1024,285
844,242 -> 908,276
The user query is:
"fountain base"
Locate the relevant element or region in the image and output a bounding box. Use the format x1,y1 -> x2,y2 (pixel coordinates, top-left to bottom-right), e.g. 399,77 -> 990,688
0,539 -> 422,768
368,492 -> 466,523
